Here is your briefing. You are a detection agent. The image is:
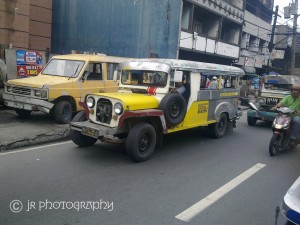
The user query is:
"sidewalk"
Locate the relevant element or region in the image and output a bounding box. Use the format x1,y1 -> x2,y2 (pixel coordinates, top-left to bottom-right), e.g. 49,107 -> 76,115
0,106 -> 70,151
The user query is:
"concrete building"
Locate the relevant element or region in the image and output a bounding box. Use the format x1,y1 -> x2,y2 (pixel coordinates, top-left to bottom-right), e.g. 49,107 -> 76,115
0,0 -> 52,57
235,0 -> 274,74
52,0 -> 245,65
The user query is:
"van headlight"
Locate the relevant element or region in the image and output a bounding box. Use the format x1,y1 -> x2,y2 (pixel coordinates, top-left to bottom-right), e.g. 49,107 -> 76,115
258,98 -> 266,105
114,102 -> 123,115
34,89 -> 48,98
6,85 -> 12,93
86,96 -> 95,108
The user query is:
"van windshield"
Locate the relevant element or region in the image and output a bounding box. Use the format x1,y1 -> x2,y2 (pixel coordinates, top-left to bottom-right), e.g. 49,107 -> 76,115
264,82 -> 291,91
42,59 -> 85,77
121,70 -> 168,87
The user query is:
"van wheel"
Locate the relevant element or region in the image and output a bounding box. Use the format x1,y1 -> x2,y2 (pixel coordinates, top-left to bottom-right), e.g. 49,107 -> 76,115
209,113 -> 228,138
70,111 -> 97,147
247,116 -> 257,126
159,93 -> 187,127
54,101 -> 72,124
15,109 -> 31,119
126,123 -> 156,162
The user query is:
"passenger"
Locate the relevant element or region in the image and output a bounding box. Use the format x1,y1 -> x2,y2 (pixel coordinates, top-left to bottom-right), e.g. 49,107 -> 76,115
171,76 -> 186,95
208,76 -> 218,89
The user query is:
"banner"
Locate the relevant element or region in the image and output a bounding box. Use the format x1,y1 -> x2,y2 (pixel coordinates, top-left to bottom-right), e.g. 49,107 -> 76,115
16,50 -> 43,77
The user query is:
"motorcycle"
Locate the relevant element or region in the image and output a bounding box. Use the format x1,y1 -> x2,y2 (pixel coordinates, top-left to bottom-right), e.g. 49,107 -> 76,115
274,176 -> 300,225
248,102 -> 299,156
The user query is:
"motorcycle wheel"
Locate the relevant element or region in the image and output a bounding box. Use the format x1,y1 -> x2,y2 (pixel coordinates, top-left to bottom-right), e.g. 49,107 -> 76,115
269,133 -> 281,156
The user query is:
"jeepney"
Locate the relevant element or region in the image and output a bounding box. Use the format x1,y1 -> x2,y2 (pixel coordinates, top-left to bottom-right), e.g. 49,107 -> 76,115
247,75 -> 300,126
70,59 -> 244,161
3,54 -> 131,123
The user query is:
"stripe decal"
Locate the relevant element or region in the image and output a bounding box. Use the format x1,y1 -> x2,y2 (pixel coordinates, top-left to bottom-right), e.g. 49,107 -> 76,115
147,87 -> 157,95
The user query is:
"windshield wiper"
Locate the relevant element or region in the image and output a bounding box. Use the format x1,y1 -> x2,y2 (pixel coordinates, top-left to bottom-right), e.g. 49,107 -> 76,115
68,64 -> 80,80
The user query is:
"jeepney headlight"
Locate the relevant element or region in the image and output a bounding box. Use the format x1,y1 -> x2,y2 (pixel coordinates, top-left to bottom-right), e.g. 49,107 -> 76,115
258,98 -> 266,105
86,96 -> 95,108
34,90 -> 48,98
114,102 -> 123,115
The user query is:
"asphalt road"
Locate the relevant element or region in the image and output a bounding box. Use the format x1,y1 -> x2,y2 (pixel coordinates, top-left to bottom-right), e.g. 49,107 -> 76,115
0,115 -> 299,225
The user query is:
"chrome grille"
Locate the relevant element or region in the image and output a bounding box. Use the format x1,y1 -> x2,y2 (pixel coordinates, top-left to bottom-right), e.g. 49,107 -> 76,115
266,97 -> 280,105
96,98 -> 112,124
11,87 -> 32,96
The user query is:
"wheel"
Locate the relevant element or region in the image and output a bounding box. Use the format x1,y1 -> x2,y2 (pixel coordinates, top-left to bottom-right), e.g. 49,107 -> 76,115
70,111 -> 97,147
15,109 -> 31,119
269,133 -> 280,156
126,123 -> 156,162
54,101 -> 72,124
247,116 -> 257,126
209,113 -> 228,138
159,93 -> 187,127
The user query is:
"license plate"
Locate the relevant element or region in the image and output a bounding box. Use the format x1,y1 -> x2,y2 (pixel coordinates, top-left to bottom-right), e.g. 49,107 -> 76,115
82,127 -> 98,138
14,102 -> 24,109
262,116 -> 273,121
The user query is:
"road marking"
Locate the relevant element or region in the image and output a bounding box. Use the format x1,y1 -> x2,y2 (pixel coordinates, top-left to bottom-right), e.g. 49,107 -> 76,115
0,141 -> 73,156
175,163 -> 266,222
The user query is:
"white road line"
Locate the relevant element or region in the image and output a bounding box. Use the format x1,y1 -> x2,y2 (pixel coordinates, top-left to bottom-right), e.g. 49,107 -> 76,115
175,163 -> 266,222
0,141 -> 73,156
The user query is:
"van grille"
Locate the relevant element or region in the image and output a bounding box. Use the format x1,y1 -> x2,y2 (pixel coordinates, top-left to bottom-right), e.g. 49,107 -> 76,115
96,98 -> 112,124
266,97 -> 280,105
11,87 -> 32,96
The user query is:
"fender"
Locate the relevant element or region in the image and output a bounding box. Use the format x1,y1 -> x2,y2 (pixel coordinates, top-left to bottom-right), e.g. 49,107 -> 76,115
79,101 -> 89,119
118,109 -> 167,133
273,130 -> 283,137
214,101 -> 235,121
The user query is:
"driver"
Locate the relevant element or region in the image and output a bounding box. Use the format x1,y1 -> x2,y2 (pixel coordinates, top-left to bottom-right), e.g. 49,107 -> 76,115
271,84 -> 300,147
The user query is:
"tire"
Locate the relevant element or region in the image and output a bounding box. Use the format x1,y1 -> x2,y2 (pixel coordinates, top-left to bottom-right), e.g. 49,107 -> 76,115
54,101 -> 72,124
70,111 -> 97,147
159,93 -> 187,127
15,109 -> 31,119
247,116 -> 257,126
126,123 -> 156,162
209,113 -> 228,138
269,133 -> 280,156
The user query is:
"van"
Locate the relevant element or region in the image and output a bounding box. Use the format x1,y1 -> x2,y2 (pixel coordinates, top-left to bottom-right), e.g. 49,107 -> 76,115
3,54 -> 131,123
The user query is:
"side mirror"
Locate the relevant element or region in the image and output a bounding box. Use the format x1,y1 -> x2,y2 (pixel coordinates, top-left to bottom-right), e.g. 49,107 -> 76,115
249,102 -> 259,111
174,71 -> 183,83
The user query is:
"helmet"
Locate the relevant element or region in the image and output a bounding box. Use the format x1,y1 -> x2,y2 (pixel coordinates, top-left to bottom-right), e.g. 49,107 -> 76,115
291,84 -> 300,90
212,76 -> 217,80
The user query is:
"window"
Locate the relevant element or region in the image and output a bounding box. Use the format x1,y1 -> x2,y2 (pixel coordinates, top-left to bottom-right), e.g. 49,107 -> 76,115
107,63 -> 118,80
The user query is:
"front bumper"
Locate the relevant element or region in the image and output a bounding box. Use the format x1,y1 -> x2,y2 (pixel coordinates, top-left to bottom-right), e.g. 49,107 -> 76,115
70,120 -> 119,139
3,93 -> 54,113
247,109 -> 277,122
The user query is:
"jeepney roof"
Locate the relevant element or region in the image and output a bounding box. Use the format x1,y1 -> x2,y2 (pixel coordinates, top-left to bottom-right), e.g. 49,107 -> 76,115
51,54 -> 132,63
263,75 -> 300,84
118,58 -> 245,76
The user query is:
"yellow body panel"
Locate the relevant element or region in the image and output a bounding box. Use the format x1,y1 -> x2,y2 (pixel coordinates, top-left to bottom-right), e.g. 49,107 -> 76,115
93,92 -> 159,110
167,101 -> 216,133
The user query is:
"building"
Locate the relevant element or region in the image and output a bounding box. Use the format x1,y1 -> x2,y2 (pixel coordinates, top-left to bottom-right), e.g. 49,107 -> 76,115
0,0 -> 52,57
52,0 -> 245,65
235,0 -> 274,75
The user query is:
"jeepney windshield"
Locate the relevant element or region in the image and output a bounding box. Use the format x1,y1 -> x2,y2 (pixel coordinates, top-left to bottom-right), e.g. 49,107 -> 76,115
263,82 -> 291,91
121,70 -> 168,87
42,59 -> 85,77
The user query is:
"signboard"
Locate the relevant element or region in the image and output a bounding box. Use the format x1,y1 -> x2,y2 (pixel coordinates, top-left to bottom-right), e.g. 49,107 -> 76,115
16,50 -> 43,77
270,50 -> 285,60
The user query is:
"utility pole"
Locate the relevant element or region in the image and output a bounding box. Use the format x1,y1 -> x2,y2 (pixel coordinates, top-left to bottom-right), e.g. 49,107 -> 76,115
267,5 -> 279,75
291,0 -> 299,75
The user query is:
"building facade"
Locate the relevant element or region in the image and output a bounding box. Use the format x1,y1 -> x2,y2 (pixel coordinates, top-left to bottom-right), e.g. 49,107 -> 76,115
0,0 -> 52,56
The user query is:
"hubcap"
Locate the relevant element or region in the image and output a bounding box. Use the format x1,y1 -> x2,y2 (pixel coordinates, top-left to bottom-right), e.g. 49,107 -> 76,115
138,133 -> 150,153
170,101 -> 180,118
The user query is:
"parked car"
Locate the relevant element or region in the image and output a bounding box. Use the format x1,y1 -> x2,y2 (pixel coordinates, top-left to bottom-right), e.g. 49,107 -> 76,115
247,75 -> 300,126
3,54 -> 132,123
70,59 -> 244,161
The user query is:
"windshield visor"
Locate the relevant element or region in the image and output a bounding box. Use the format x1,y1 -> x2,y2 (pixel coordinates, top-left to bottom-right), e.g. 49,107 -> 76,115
42,59 -> 84,77
121,70 -> 168,87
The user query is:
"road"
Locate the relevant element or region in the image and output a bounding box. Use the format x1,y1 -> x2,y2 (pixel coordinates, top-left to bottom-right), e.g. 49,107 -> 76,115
0,115 -> 299,225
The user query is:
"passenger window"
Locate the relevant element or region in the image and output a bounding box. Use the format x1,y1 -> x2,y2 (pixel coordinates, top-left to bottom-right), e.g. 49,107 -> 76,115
85,63 -> 102,80
107,63 -> 118,80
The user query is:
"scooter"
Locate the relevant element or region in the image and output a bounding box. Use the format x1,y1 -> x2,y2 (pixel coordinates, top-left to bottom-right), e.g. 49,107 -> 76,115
274,176 -> 300,225
248,102 -> 298,156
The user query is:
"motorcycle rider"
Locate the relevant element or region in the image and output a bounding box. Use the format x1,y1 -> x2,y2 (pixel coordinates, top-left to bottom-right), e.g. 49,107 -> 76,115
271,84 -> 300,147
